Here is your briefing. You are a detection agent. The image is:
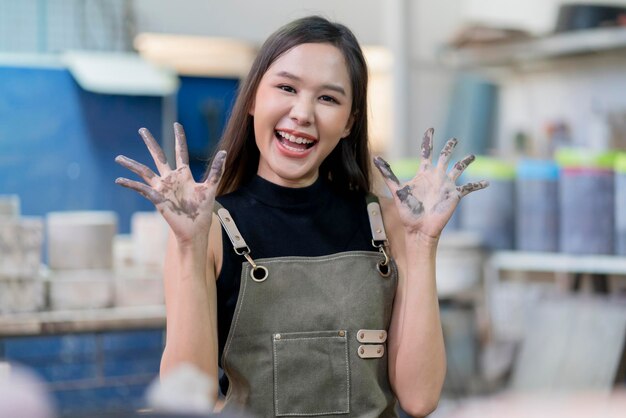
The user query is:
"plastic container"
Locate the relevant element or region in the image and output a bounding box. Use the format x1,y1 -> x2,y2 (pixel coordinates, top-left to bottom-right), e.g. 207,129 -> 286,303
459,156 -> 516,250
436,231 -> 484,297
46,211 -> 118,269
515,159 -> 559,252
615,153 -> 626,256
556,149 -> 616,255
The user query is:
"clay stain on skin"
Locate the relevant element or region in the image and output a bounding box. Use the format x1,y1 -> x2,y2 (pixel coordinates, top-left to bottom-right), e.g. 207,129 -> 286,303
208,151 -> 227,184
455,155 -> 475,172
421,128 -> 434,160
457,181 -> 487,196
139,128 -> 168,165
374,157 -> 400,185
174,124 -> 189,165
440,138 -> 457,159
396,185 -> 424,216
115,155 -> 156,180
162,189 -> 202,220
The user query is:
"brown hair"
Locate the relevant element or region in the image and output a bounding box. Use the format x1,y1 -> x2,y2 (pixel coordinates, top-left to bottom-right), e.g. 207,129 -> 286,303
211,15 -> 371,195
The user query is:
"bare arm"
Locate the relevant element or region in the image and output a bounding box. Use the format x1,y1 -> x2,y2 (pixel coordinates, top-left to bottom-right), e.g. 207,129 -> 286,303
374,128 -> 487,417
115,123 -> 226,400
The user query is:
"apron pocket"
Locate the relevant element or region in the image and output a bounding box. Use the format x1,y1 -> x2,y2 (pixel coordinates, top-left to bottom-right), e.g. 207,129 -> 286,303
272,330 -> 350,416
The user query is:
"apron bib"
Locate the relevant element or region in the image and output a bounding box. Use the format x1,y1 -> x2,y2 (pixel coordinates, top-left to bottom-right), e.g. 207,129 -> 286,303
216,198 -> 398,417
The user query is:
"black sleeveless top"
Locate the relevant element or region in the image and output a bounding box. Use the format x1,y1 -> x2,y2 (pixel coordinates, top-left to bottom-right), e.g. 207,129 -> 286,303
215,175 -> 376,389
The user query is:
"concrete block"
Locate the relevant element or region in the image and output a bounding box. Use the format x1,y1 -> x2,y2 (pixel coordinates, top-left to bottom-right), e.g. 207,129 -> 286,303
131,211 -> 168,269
114,272 -> 164,307
0,195 -> 20,218
113,234 -> 134,271
0,217 -> 44,279
0,279 -> 46,314
48,270 -> 114,310
47,211 -> 117,270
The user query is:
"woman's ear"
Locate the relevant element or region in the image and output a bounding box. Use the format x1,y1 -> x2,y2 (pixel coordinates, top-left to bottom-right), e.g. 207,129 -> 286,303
342,113 -> 356,138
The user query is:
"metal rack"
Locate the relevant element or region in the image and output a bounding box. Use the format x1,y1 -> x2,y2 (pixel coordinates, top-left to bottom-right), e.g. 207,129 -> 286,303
440,26 -> 626,69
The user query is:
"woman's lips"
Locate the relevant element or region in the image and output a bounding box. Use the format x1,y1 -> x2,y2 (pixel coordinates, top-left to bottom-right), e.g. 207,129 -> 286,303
274,130 -> 317,157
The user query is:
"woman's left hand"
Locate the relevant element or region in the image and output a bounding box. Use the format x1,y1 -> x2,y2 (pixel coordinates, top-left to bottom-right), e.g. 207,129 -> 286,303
374,128 -> 488,241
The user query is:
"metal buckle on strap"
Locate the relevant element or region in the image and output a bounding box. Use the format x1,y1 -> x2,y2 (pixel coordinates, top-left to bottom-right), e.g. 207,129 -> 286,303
366,200 -> 391,277
217,208 -> 268,282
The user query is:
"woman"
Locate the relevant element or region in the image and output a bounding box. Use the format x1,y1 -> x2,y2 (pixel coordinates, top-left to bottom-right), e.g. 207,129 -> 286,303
115,16 -> 487,418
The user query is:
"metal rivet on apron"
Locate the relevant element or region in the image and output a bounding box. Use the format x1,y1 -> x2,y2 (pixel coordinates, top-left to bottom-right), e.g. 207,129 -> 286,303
275,334 -> 281,340
371,210 -> 377,216
359,332 -> 365,339
359,347 -> 365,355
377,262 -> 391,278
338,330 -> 345,337
379,332 -> 385,340
376,229 -> 381,234
251,265 -> 269,282
225,217 -> 231,222
235,235 -> 241,241
377,348 -> 382,354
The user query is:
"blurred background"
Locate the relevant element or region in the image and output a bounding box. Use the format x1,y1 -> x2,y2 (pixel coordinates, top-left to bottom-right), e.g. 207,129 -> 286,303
1,0 -> 626,416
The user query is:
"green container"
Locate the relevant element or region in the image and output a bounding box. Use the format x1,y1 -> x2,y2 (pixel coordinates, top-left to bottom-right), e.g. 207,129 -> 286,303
461,156 -> 515,249
464,156 -> 516,180
555,148 -> 618,170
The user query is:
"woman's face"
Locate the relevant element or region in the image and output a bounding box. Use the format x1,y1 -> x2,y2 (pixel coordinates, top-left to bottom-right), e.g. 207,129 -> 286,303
250,42 -> 354,188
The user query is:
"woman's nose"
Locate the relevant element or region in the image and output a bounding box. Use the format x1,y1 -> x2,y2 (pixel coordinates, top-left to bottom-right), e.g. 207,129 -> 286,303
289,97 -> 314,126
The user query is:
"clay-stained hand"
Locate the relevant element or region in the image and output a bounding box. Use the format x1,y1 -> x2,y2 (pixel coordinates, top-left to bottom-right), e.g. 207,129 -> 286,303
115,123 -> 226,244
374,128 -> 488,240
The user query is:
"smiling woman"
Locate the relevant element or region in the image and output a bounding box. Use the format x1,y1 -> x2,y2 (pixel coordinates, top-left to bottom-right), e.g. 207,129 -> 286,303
252,42 -> 354,187
115,15 -> 487,418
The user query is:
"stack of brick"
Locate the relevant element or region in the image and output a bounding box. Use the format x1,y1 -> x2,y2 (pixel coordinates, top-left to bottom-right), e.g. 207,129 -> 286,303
46,211 -> 118,310
0,195 -> 46,314
113,211 -> 166,307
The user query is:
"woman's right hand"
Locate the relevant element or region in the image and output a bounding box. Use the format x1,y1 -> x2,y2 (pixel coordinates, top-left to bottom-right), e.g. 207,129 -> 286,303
115,122 -> 226,245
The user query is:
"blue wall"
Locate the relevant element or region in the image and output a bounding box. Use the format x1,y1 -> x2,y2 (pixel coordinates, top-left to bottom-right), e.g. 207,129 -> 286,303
0,329 -> 164,415
176,75 -> 239,181
0,65 -> 163,233
0,67 -> 240,233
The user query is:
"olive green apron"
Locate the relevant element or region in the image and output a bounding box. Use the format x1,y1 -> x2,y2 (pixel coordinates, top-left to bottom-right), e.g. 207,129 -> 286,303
216,197 -> 398,417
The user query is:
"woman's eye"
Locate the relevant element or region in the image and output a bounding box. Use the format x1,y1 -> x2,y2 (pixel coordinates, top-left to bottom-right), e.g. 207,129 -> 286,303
320,95 -> 339,104
279,85 -> 296,93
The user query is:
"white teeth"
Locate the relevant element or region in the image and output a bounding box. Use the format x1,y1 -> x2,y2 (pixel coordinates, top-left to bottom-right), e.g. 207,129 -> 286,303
277,130 -> 314,145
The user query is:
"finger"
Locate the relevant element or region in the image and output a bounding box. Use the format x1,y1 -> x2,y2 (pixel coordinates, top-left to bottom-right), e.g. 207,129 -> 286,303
457,180 -> 489,197
115,177 -> 165,205
448,154 -> 476,181
115,155 -> 158,185
420,128 -> 434,169
373,156 -> 400,193
174,122 -> 189,167
205,150 -> 227,186
138,127 -> 170,175
437,137 -> 458,170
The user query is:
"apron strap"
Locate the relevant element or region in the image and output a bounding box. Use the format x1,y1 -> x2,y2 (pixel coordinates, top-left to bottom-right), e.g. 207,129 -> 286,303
215,195 -> 390,251
213,201 -> 250,255
366,195 -> 392,276
214,202 -> 269,282
365,194 -> 389,244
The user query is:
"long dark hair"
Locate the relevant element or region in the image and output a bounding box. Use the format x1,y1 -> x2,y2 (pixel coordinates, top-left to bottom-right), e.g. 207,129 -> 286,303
211,15 -> 371,195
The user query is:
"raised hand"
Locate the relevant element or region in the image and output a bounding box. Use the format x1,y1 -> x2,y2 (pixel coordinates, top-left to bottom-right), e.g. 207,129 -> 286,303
115,123 -> 226,244
374,128 -> 487,239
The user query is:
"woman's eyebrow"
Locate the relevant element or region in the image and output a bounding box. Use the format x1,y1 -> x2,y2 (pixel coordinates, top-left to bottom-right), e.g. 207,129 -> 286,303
274,70 -> 347,97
